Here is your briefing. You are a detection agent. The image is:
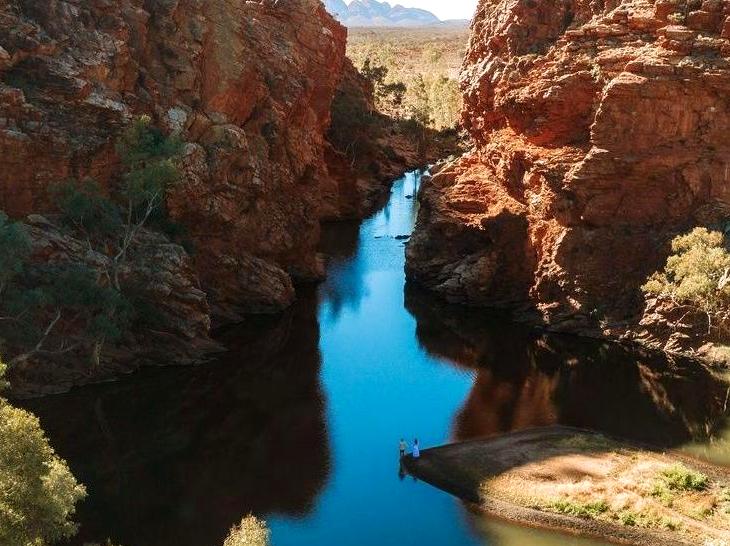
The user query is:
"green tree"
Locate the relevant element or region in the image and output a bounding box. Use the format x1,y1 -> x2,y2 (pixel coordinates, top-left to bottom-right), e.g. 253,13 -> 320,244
223,515 -> 270,546
0,214 -> 130,368
408,74 -> 432,127
643,227 -> 730,335
428,76 -> 461,130
405,74 -> 432,153
0,116 -> 181,369
53,116 -> 184,291
643,228 -> 730,312
110,116 -> 183,289
360,59 -> 408,115
53,116 -> 183,364
0,361 -> 87,546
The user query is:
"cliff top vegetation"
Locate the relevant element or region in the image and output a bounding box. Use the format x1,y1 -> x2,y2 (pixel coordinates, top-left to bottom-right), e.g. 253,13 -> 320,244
346,25 -> 468,130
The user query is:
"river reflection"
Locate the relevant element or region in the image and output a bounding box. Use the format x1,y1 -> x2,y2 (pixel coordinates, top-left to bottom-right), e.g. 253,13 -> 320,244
406,285 -> 729,447
21,294 -> 330,546
19,170 -> 730,546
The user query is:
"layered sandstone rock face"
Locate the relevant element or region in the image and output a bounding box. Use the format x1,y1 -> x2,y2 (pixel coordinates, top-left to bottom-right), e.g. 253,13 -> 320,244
0,0 -> 347,322
407,0 -> 730,341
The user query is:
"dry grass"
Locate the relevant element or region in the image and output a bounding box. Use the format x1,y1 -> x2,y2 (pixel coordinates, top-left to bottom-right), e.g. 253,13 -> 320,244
702,344 -> 730,365
482,435 -> 730,544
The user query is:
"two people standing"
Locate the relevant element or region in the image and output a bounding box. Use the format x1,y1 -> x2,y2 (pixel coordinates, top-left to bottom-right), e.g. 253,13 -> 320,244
399,438 -> 420,458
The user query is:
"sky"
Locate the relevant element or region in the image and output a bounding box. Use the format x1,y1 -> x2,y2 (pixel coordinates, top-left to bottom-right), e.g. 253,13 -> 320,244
349,0 -> 478,21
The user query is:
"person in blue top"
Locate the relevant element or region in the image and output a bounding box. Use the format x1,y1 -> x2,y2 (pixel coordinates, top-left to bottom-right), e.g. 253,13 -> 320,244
412,438 -> 420,458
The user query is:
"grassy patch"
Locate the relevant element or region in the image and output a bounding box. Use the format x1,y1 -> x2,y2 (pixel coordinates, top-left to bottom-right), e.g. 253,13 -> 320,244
705,344 -> 730,363
619,511 -> 637,526
616,510 -> 681,530
651,482 -> 676,506
658,464 -> 710,492
652,464 -> 709,506
546,499 -> 609,519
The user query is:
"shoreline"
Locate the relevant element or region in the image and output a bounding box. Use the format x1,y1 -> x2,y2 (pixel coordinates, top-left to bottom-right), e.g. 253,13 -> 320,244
404,427 -> 730,546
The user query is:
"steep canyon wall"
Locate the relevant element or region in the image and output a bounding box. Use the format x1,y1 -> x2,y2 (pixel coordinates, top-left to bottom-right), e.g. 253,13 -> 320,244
0,0 -> 400,394
407,0 -> 730,352
0,0 -> 349,323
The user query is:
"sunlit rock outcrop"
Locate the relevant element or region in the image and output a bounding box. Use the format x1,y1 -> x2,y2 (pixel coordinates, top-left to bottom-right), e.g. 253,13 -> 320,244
407,0 -> 730,345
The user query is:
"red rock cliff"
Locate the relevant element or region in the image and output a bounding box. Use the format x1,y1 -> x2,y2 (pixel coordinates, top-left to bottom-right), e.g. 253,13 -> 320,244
0,0 -> 347,322
407,0 -> 730,340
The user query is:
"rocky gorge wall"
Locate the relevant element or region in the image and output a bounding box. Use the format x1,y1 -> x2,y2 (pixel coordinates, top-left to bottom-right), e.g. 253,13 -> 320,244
0,0 -> 349,323
407,0 -> 730,356
0,0 -> 441,395
0,0 -> 437,395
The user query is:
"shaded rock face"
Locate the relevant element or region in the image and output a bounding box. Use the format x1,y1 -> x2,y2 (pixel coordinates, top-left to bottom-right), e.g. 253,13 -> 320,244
8,216 -> 220,398
407,0 -> 730,339
0,0 -> 347,320
19,293 -> 329,545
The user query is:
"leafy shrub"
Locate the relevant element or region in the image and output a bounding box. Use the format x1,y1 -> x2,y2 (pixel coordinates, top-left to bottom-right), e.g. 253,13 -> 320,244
223,515 -> 270,546
546,499 -> 609,519
0,362 -> 86,545
53,180 -> 123,241
619,511 -> 637,526
668,12 -> 686,24
643,228 -> 730,314
0,117 -> 183,369
0,212 -> 32,287
658,464 -> 709,492
0,215 -> 132,367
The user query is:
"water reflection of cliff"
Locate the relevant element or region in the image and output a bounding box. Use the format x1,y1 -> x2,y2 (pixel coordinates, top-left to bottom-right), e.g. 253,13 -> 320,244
405,285 -> 729,447
318,220 -> 370,319
21,292 -> 328,546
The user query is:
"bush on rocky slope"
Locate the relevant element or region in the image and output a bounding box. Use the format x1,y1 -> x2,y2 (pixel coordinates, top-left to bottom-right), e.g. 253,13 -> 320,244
643,228 -> 730,315
0,119 -> 214,393
643,228 -> 730,342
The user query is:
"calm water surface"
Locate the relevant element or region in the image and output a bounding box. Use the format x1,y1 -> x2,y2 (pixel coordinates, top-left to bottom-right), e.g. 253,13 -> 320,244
22,171 -> 730,546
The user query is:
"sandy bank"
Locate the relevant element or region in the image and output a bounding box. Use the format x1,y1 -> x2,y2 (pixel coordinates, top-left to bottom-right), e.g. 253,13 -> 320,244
405,427 -> 730,546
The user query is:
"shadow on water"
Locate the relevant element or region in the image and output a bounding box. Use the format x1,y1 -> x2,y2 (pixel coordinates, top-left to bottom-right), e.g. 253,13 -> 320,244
317,220 -> 368,320
405,285 -> 730,546
16,169 -> 730,546
405,284 -> 729,448
20,291 -> 329,546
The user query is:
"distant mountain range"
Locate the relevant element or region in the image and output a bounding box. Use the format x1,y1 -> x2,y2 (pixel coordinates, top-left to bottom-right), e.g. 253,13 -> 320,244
323,0 -> 443,27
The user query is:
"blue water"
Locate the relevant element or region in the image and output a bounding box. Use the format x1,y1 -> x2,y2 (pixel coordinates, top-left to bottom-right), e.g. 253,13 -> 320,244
268,171 -> 483,545
23,170 -> 726,546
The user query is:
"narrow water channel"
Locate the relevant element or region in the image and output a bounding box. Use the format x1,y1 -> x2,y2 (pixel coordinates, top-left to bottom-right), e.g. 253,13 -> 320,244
21,171 -> 729,546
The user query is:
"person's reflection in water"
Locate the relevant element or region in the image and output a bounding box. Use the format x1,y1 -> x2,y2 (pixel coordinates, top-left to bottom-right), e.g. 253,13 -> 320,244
398,461 -> 407,481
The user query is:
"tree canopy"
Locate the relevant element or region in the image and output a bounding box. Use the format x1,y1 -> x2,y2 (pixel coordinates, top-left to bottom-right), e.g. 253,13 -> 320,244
643,227 -> 730,314
0,363 -> 86,546
223,515 -> 270,546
